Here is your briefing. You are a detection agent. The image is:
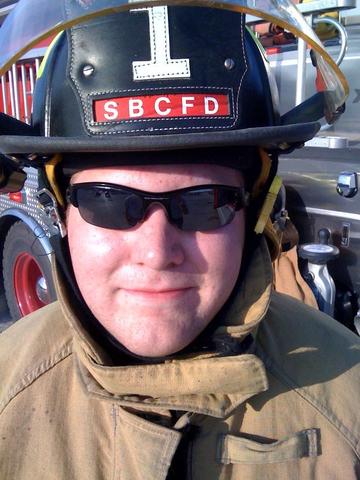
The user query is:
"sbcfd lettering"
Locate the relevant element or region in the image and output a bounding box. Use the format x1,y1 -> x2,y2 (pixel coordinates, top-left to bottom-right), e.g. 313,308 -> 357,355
94,93 -> 230,122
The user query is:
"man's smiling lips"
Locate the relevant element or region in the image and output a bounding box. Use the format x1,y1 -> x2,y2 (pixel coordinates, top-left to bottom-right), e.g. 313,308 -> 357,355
120,287 -> 196,300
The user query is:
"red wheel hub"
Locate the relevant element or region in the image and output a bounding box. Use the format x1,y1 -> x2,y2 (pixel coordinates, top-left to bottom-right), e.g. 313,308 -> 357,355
13,252 -> 47,316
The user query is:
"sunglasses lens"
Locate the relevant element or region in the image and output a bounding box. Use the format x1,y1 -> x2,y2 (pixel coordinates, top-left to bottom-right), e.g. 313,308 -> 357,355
75,187 -> 143,229
72,184 -> 244,232
171,188 -> 238,231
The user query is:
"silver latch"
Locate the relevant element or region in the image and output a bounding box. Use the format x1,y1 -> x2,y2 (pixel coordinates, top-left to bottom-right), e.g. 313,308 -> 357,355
336,171 -> 358,198
36,188 -> 67,238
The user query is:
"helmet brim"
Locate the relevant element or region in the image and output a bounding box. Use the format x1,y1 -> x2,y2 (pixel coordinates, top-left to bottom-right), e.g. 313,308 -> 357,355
0,122 -> 320,156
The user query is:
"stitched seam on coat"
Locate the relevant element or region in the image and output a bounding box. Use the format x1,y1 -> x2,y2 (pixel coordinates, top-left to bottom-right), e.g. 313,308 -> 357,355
77,390 -> 254,418
0,343 -> 73,414
355,435 -> 360,457
111,404 -> 118,480
81,390 -> 261,417
257,346 -> 360,459
79,387 -> 221,416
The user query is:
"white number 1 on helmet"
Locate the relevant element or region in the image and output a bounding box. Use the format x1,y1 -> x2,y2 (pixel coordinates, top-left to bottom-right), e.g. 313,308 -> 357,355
130,6 -> 191,81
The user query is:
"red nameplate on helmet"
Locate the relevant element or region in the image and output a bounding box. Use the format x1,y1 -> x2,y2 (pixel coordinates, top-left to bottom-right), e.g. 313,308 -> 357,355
93,93 -> 230,122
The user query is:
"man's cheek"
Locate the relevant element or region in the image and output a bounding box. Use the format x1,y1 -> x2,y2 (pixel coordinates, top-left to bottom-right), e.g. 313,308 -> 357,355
69,215 -> 117,259
85,229 -> 116,257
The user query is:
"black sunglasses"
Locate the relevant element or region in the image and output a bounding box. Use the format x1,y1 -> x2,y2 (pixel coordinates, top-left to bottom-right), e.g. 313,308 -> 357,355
67,182 -> 249,232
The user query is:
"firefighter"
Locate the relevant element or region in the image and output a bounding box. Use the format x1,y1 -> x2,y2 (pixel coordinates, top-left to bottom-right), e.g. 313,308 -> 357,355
0,1 -> 359,478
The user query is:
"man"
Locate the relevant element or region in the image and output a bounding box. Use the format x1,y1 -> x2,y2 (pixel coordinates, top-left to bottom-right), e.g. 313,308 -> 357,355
0,1 -> 359,479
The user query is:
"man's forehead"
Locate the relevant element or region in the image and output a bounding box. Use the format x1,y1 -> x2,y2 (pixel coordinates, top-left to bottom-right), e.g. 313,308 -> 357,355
71,163 -> 244,189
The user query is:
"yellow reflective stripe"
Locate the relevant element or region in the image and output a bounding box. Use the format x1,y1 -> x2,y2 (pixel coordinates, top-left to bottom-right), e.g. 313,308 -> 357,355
37,31 -> 64,79
252,148 -> 272,199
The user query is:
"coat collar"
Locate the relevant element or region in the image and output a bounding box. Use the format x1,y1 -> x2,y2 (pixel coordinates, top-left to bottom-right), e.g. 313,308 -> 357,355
54,237 -> 273,417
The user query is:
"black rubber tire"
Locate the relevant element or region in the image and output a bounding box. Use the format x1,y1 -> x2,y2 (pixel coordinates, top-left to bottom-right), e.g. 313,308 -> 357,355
3,221 -> 57,321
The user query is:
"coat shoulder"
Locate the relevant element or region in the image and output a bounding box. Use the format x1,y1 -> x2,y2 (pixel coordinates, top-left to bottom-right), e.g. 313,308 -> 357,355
257,291 -> 360,454
0,302 -> 73,413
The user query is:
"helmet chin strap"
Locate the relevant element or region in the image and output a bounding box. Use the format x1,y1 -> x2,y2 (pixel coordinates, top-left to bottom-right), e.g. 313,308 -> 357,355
44,154 -> 65,207
254,175 -> 283,235
249,148 -> 282,260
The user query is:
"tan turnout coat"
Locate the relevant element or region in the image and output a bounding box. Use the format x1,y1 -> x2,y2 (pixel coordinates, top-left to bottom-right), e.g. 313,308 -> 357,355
1,239 -> 360,479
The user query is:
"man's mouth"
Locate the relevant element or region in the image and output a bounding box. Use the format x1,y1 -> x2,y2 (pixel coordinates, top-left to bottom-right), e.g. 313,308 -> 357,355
121,287 -> 195,300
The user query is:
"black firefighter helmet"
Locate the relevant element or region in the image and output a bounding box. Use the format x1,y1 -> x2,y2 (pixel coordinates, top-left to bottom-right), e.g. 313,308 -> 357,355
29,7 -> 316,154
0,0 -> 348,232
0,0 -> 348,158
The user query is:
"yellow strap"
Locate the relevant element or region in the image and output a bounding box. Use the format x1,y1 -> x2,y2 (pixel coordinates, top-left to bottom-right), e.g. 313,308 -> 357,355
264,218 -> 281,260
252,148 -> 272,198
254,175 -> 282,234
44,154 -> 64,208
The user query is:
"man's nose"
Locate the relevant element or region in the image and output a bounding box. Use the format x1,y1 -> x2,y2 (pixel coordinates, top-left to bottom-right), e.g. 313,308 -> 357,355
132,204 -> 185,269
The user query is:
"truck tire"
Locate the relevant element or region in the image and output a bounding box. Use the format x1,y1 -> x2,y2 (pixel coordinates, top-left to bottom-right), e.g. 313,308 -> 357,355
2,221 -> 57,321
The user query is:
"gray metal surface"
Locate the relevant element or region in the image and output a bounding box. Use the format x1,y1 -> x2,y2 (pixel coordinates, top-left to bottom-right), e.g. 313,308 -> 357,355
279,146 -> 360,295
273,9 -> 360,306
295,34 -> 308,105
0,167 -> 54,237
313,16 -> 348,65
307,262 -> 337,316
297,0 -> 356,15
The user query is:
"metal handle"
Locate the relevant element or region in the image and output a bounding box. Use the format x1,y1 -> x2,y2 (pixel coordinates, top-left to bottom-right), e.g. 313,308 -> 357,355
312,17 -> 348,66
314,17 -> 348,131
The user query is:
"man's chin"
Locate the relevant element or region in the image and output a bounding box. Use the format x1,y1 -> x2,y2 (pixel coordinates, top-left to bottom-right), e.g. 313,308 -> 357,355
102,314 -> 206,358
119,338 -> 194,358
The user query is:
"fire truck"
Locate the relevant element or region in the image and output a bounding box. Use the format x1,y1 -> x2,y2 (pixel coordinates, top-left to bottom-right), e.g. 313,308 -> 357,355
0,0 -> 360,333
0,0 -> 56,323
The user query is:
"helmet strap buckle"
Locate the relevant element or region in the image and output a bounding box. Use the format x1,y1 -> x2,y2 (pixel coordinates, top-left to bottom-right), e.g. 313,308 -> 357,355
36,188 -> 67,238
